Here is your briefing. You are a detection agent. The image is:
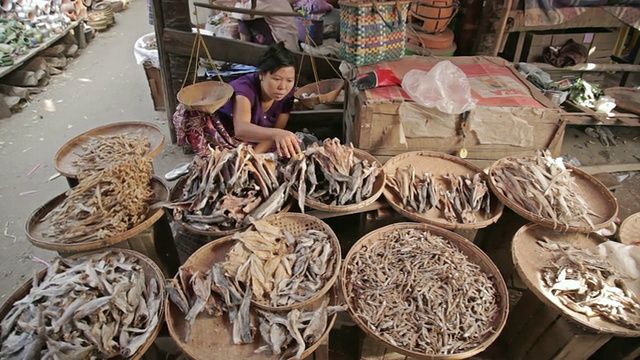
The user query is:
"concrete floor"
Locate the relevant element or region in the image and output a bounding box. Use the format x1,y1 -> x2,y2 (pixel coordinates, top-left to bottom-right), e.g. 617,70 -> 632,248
0,0 -> 190,300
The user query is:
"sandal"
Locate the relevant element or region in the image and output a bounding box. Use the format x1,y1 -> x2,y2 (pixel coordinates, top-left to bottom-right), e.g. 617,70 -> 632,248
164,162 -> 191,181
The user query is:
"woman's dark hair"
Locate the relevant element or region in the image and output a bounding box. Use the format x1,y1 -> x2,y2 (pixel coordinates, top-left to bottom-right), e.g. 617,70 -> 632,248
258,42 -> 297,74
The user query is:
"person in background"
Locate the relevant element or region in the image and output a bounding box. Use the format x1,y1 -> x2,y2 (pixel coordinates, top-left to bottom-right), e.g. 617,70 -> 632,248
231,0 -> 300,52
173,42 -> 301,158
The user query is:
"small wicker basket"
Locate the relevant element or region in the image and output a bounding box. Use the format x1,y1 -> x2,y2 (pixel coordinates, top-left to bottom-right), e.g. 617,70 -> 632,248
294,78 -> 344,110
177,81 -> 234,114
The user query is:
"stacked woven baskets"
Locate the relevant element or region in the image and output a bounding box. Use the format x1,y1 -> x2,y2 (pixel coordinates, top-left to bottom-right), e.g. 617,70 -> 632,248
87,2 -> 115,31
406,0 -> 458,56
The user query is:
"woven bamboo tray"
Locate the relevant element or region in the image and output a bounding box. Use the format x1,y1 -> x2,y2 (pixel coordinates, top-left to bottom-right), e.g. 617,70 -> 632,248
618,212 -> 640,245
169,176 -> 293,237
294,79 -> 344,110
382,151 -> 503,230
53,121 -> 165,178
26,176 -> 169,252
341,222 -> 509,359
0,249 -> 166,360
291,148 -> 386,213
488,155 -> 618,233
512,223 -> 640,337
165,230 -> 340,360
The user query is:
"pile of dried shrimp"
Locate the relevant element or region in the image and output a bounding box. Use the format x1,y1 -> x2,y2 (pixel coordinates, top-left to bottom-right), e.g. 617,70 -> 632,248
72,134 -> 150,178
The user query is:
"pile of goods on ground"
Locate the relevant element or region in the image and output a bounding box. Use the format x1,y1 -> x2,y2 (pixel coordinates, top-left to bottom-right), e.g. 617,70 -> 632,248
282,138 -> 380,210
42,155 -> 154,243
387,167 -> 491,224
166,145 -> 287,231
538,238 -> 640,329
345,228 -> 500,355
491,150 -> 598,229
72,134 -> 151,178
0,251 -> 162,359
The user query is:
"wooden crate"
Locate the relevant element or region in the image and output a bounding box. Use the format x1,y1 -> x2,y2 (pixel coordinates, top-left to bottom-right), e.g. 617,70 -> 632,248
500,290 -> 613,360
144,65 -> 166,111
346,56 -> 565,166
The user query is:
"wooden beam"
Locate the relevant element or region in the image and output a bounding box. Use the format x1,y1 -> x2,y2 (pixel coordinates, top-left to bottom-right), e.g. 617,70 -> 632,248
163,29 -> 342,83
579,163 -> 640,175
506,8 -> 624,32
193,1 -> 301,17
530,62 -> 640,73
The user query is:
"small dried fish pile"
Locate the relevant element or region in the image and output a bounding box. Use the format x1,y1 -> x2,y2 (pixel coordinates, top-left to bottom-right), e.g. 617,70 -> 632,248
255,298 -> 347,359
42,156 -> 154,243
387,167 -> 491,224
166,145 -> 287,231
223,219 -> 337,308
492,149 -> 599,229
538,238 -> 640,329
0,251 -> 161,359
346,229 -> 499,355
72,133 -> 151,178
282,138 -> 380,211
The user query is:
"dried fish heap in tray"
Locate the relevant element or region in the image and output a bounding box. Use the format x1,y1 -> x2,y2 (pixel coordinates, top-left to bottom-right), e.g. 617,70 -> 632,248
387,166 -> 491,224
166,145 -> 287,231
72,133 -> 151,178
538,238 -> 640,329
282,138 -> 380,211
491,149 -> 600,230
345,228 -> 500,356
224,219 -> 338,308
0,251 -> 162,359
255,299 -> 347,358
41,156 -> 154,243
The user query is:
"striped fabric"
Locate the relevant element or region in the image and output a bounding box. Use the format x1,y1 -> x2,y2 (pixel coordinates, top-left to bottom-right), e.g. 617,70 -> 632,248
339,0 -> 410,66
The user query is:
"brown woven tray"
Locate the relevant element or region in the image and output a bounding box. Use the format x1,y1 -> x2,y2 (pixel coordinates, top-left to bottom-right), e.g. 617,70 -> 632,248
341,222 -> 509,359
165,231 -> 340,360
488,156 -> 618,233
0,249 -> 166,360
382,151 -> 504,230
26,176 -> 169,252
618,212 -> 640,245
512,223 -> 640,337
292,148 -> 386,213
54,121 -> 165,178
169,176 -> 293,237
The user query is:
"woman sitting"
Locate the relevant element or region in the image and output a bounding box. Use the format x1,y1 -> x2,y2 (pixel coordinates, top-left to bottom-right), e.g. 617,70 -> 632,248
174,42 -> 302,158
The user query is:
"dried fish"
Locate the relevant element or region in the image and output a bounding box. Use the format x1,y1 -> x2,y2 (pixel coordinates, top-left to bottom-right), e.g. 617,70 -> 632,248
282,138 -> 380,210
0,252 -> 161,359
345,229 -> 499,355
165,145 -> 286,231
492,150 -> 600,230
538,238 -> 640,329
387,168 -> 491,224
72,133 -> 151,178
223,219 -> 337,308
41,156 -> 154,243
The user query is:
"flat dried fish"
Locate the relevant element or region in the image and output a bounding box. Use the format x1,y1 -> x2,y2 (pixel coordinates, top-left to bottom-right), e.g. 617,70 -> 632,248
282,138 -> 380,210
538,238 -> 640,329
72,133 -> 151,179
387,167 -> 491,224
166,145 -> 285,231
0,252 -> 161,359
345,229 -> 499,355
41,156 -> 154,243
223,219 -> 337,308
492,150 -> 599,230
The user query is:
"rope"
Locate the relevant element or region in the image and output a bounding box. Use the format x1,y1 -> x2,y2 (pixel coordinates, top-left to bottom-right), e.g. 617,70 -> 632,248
296,19 -> 344,92
181,7 -> 226,90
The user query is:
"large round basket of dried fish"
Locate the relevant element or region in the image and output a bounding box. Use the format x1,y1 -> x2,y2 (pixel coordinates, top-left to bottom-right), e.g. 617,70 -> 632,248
488,150 -> 618,233
26,169 -> 169,252
54,121 -> 165,178
165,229 -> 345,360
512,223 -> 640,336
166,145 -> 291,237
282,138 -> 385,213
342,223 -> 509,359
382,151 -> 504,230
0,249 -> 166,359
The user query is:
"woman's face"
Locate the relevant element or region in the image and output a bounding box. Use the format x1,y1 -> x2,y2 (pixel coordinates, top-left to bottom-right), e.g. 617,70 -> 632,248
261,66 -> 295,101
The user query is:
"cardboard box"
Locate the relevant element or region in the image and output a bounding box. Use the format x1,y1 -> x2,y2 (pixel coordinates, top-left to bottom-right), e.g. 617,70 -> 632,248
144,65 -> 165,111
345,56 -> 564,166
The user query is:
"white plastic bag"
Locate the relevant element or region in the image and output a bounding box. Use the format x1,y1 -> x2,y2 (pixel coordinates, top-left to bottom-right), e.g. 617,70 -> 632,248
401,61 -> 478,115
133,32 -> 160,69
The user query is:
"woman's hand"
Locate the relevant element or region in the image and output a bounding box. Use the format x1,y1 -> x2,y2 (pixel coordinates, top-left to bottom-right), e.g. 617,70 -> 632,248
273,129 -> 301,158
